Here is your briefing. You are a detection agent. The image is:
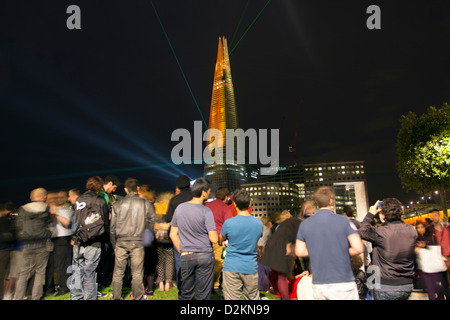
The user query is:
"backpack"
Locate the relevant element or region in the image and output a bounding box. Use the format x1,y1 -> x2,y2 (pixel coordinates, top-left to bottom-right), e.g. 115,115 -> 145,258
74,207 -> 105,244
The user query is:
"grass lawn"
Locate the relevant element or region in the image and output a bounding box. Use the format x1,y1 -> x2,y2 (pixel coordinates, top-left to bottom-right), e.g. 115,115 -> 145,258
42,286 -> 281,300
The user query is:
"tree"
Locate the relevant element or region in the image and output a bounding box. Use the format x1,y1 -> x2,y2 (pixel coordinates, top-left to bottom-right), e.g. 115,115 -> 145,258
397,103 -> 450,221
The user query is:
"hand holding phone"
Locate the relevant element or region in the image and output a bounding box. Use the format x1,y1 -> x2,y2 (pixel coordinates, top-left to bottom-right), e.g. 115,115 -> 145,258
378,201 -> 383,210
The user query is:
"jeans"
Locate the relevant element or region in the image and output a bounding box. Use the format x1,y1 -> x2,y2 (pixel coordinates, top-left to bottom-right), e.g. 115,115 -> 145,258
179,252 -> 215,300
174,246 -> 181,285
70,244 -> 101,300
373,290 -> 411,300
14,246 -> 49,300
112,240 -> 145,300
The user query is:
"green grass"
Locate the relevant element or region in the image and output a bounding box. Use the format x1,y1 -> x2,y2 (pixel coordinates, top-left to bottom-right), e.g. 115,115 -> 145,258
42,286 -> 281,300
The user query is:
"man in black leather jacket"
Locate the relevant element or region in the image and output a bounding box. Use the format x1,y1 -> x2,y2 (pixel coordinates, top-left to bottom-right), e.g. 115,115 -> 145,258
110,177 -> 156,300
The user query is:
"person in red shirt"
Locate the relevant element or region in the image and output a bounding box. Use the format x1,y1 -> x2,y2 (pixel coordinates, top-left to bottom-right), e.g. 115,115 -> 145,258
205,187 -> 233,294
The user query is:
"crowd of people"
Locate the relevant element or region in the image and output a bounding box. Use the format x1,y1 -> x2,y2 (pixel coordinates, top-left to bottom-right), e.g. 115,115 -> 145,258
0,175 -> 449,300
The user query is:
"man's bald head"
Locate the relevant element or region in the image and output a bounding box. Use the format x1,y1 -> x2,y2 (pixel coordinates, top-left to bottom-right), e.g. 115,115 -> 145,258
30,188 -> 48,202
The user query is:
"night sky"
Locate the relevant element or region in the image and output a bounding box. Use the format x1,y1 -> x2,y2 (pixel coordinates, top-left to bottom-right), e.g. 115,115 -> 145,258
1,0 -> 449,207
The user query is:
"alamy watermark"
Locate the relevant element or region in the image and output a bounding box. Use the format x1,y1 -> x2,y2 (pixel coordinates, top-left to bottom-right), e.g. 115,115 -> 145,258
170,121 -> 279,175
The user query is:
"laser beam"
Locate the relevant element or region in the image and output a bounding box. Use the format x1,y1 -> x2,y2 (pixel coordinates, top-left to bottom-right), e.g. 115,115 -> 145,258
150,0 -> 208,129
229,0 -> 252,47
229,0 -> 272,56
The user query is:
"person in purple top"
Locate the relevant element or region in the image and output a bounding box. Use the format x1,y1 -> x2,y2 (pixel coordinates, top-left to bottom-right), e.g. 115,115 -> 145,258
170,178 -> 218,300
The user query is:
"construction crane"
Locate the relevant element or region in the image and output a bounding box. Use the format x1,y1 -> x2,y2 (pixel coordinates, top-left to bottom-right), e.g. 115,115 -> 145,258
289,96 -> 301,167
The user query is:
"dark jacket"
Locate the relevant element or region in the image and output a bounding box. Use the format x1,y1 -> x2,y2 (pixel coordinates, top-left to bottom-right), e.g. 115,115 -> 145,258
0,214 -> 17,251
261,217 -> 302,275
73,190 -> 109,247
110,193 -> 157,248
16,202 -> 52,246
359,212 -> 417,285
164,189 -> 193,223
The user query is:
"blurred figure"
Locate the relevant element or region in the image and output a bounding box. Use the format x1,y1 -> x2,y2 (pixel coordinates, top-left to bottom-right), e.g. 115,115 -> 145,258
164,175 -> 193,294
205,186 -> 233,294
257,216 -> 273,249
296,187 -> 364,300
138,184 -> 155,203
262,208 -> 304,300
169,178 -> 218,300
415,221 -> 446,300
220,189 -> 263,300
342,205 -> 361,229
68,189 -> 81,233
138,184 -> 158,296
14,188 -> 52,300
49,190 -> 74,296
70,176 -> 108,300
343,204 -> 372,270
359,198 -> 417,300
351,254 -> 368,300
153,191 -> 176,292
256,216 -> 275,294
427,209 -> 450,298
110,178 -> 156,300
43,190 -> 58,295
68,188 -> 81,207
0,202 -> 17,300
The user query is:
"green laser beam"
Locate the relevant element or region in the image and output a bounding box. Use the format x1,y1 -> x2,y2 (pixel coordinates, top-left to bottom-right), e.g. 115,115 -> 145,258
150,0 -> 208,129
229,0 -> 251,47
229,0 -> 272,56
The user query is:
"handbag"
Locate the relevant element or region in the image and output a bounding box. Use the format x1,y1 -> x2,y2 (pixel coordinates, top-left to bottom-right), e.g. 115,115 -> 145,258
142,229 -> 154,247
416,245 -> 448,273
154,221 -> 172,244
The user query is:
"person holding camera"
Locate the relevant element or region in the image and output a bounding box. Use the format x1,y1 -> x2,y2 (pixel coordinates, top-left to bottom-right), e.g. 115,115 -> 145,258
359,198 -> 417,300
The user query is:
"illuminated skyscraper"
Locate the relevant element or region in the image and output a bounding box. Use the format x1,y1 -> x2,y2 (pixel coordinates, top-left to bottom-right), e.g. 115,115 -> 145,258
204,37 -> 246,194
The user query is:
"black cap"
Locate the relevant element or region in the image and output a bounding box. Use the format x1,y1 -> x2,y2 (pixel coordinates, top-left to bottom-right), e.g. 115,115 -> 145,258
104,174 -> 121,186
176,175 -> 191,189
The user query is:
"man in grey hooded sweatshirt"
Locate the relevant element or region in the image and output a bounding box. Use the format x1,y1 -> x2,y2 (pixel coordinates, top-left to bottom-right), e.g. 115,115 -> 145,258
14,188 -> 53,300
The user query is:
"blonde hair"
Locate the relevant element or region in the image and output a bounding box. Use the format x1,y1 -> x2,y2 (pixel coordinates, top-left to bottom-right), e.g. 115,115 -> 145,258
260,216 -> 271,227
154,191 -> 175,216
138,184 -> 156,203
279,210 -> 292,223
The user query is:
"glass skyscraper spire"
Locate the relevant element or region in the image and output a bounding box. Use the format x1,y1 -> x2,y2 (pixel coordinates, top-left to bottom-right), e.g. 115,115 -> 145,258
204,37 -> 245,195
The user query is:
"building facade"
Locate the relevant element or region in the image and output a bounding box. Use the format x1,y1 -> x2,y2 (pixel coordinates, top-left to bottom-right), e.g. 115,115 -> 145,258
242,181 -> 300,218
256,164 -> 306,200
304,161 -> 368,218
204,37 -> 246,194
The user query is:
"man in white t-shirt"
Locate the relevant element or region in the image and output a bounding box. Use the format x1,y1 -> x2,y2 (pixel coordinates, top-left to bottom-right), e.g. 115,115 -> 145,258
49,190 -> 74,296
